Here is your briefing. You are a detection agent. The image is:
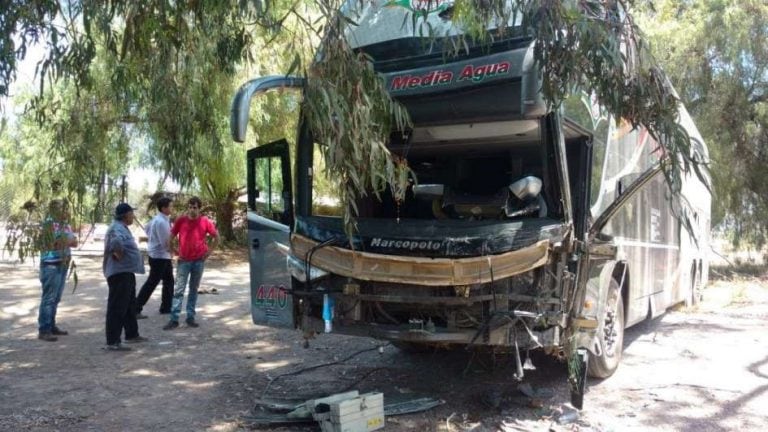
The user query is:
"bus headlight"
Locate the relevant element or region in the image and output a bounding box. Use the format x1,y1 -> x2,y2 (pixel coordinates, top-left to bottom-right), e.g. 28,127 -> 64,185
287,254 -> 329,282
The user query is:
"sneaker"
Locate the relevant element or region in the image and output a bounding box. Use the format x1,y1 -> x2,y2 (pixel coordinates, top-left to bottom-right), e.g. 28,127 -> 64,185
136,313 -> 148,320
38,332 -> 58,342
124,336 -> 149,344
185,318 -> 199,328
51,326 -> 69,336
163,321 -> 179,330
159,309 -> 171,315
103,343 -> 131,351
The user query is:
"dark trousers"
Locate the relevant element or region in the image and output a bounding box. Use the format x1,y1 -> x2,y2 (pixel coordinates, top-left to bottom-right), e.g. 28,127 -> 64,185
136,257 -> 174,313
106,272 -> 139,345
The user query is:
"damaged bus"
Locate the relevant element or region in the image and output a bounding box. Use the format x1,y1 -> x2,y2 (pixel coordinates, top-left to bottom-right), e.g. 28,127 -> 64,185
230,1 -> 711,404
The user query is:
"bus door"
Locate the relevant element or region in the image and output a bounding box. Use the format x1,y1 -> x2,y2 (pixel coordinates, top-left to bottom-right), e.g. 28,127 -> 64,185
232,76 -> 304,328
246,140 -> 295,327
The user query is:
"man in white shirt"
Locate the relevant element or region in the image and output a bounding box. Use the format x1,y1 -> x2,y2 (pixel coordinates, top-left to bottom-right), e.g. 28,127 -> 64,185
135,197 -> 174,317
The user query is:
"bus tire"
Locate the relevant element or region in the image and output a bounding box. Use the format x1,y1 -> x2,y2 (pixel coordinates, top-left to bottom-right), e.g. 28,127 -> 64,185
588,278 -> 625,379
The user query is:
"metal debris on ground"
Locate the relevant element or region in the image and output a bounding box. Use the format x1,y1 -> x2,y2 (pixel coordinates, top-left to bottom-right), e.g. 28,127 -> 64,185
482,389 -> 504,409
505,383 -> 556,409
556,405 -> 580,425
243,392 -> 444,427
517,383 -> 535,398
439,412 -> 488,432
534,388 -> 555,400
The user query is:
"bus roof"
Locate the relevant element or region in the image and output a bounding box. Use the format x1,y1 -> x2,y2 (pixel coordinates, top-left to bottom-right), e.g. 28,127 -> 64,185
342,0 -> 521,51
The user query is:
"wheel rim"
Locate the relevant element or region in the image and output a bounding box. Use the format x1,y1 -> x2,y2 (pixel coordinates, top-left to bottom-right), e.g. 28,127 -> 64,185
603,290 -> 620,357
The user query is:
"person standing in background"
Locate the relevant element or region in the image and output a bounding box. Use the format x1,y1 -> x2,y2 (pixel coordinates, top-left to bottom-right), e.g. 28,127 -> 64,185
135,197 -> 174,318
37,199 -> 78,342
163,196 -> 218,330
103,203 -> 147,351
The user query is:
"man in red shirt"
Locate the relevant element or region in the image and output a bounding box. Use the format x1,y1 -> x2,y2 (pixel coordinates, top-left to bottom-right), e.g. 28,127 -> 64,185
163,196 -> 219,330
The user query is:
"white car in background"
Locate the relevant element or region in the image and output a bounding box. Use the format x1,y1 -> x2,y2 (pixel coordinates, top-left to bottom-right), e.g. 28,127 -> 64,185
92,224 -> 109,242
88,222 -> 147,252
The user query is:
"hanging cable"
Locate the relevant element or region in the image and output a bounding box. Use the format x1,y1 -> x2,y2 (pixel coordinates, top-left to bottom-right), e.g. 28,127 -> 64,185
304,237 -> 338,291
260,343 -> 390,398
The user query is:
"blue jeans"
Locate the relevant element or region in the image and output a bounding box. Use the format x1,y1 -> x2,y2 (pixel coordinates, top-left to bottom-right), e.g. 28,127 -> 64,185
38,264 -> 67,333
171,259 -> 205,322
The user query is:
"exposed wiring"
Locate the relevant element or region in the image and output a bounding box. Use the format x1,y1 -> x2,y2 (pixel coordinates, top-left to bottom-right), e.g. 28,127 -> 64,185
456,311 -> 481,327
297,238 -> 339,336
304,237 -> 338,290
466,308 -> 543,349
337,299 -> 360,317
340,367 -> 387,393
260,343 -> 391,398
467,312 -> 501,348
374,301 -> 400,325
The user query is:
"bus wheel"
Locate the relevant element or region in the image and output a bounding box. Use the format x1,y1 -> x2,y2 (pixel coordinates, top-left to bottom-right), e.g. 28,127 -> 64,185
588,279 -> 625,379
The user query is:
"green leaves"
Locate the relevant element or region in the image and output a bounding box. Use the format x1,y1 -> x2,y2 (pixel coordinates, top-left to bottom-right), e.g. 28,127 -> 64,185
0,0 -> 732,247
637,0 -> 768,247
0,0 -> 61,98
303,15 -> 412,235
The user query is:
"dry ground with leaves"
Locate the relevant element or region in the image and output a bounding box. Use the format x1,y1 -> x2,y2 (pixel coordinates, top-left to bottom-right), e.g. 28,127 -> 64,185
1,247 -> 767,432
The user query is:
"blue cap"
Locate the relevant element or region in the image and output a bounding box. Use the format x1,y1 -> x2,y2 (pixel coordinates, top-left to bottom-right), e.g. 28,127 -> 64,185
114,203 -> 136,217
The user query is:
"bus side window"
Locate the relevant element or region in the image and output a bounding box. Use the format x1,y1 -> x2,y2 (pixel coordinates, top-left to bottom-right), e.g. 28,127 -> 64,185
253,157 -> 285,221
590,120 -> 608,206
561,92 -> 608,208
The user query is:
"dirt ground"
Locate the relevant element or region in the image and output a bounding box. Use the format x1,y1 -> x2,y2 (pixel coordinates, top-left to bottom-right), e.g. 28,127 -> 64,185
1,249 -> 767,432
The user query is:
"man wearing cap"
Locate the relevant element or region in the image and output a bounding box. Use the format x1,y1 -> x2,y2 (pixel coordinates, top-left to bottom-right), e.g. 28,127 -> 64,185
102,203 -> 147,351
163,196 -> 218,330
37,199 -> 78,342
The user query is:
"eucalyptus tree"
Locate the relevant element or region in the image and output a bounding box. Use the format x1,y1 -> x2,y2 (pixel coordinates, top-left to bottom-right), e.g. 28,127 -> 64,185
0,77 -> 129,260
637,0 -> 768,247
2,1 -> 302,242
2,0 -> 708,243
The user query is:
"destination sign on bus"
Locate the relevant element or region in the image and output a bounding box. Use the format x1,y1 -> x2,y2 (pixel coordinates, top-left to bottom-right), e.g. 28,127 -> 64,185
389,61 -> 512,92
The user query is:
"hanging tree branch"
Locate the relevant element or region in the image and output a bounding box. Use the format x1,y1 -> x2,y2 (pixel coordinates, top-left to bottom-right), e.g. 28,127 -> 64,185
1,0 -> 710,243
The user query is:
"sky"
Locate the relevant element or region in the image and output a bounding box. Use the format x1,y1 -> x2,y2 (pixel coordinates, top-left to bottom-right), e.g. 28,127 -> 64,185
0,40 -> 45,118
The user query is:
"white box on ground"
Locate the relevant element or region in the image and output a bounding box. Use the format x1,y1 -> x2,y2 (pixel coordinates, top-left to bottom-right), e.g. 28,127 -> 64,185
314,392 -> 385,432
309,391 -> 360,413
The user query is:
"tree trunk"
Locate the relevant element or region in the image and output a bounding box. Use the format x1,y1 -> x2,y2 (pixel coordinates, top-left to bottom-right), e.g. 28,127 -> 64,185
214,189 -> 239,243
